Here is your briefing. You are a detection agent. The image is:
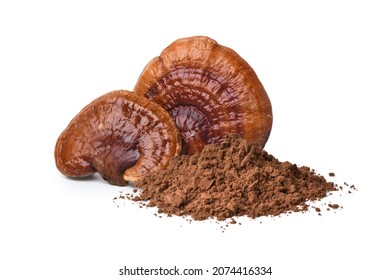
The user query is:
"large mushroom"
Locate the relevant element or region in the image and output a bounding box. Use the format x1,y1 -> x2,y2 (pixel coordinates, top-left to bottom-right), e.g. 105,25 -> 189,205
134,36 -> 273,155
55,90 -> 181,186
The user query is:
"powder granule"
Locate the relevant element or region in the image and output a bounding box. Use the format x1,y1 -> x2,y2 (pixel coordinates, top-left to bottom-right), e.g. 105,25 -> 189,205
133,134 -> 337,221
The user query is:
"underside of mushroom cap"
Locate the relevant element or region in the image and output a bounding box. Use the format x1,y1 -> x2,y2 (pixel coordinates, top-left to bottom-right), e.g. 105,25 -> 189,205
134,36 -> 273,155
55,90 -> 182,186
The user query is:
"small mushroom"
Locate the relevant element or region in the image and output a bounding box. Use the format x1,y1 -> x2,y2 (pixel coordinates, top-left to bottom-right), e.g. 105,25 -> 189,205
55,90 -> 181,186
134,36 -> 273,155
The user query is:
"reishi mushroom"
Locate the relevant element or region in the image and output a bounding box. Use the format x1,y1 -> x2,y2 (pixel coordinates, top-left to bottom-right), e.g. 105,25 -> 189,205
55,90 -> 181,186
134,36 -> 273,155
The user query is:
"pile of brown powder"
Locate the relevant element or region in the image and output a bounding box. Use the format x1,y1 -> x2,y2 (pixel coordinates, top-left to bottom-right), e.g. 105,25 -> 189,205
131,134 -> 341,221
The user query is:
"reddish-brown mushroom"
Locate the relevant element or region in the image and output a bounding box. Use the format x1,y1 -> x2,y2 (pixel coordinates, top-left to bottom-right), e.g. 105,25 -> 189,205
134,36 -> 273,155
55,90 -> 182,186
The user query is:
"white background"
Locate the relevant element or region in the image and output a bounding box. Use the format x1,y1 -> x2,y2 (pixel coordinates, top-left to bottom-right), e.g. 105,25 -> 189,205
1,1 -> 389,279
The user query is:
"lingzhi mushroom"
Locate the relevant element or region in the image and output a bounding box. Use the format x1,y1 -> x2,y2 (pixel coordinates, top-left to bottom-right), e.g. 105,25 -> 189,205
55,90 -> 181,185
134,36 -> 273,155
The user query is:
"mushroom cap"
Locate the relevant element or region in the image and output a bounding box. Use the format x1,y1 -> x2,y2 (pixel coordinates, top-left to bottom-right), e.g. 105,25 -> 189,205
134,36 -> 273,155
55,90 -> 182,186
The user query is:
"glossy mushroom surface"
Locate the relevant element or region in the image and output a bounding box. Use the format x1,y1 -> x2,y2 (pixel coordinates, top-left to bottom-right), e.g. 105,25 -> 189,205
55,90 -> 181,185
134,36 -> 273,155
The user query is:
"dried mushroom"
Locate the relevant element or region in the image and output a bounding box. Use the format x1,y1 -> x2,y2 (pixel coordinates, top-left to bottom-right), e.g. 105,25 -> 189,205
55,90 -> 181,186
134,36 -> 273,155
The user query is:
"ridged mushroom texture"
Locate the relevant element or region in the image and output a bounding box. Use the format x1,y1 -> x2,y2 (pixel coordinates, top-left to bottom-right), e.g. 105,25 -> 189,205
55,90 -> 182,186
134,36 -> 273,155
